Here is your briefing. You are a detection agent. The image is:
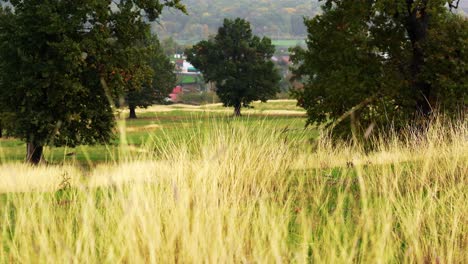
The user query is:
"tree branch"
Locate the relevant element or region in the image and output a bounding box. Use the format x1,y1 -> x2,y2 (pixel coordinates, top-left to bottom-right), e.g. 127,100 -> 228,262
449,0 -> 460,11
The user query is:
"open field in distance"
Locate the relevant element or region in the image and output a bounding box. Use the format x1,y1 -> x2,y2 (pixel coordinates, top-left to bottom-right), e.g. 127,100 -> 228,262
0,100 -> 308,164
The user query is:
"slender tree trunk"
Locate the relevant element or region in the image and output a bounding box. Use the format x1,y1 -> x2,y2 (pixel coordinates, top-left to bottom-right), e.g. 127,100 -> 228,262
233,103 -> 242,117
0,121 -> 2,138
129,106 -> 137,119
405,0 -> 433,117
26,142 -> 43,165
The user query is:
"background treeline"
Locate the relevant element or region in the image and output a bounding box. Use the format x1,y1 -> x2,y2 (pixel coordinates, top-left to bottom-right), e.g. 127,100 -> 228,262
152,0 -> 321,42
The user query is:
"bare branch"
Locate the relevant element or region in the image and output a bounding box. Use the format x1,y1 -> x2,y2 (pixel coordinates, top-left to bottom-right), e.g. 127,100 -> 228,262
449,0 -> 460,11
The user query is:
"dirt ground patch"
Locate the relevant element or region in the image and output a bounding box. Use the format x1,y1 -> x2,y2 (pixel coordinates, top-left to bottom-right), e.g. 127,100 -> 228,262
126,124 -> 162,132
137,100 -> 302,114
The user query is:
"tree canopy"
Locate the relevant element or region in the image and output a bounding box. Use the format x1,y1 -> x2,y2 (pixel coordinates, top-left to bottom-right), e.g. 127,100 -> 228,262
125,35 -> 176,119
186,18 -> 280,116
292,0 -> 467,138
0,0 -> 185,164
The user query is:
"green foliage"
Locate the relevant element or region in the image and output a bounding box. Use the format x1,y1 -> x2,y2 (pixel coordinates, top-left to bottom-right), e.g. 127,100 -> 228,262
160,37 -> 188,56
0,0 -> 114,148
186,18 -> 281,115
292,0 -> 467,138
125,35 -> 176,116
0,0 -> 185,162
421,14 -> 468,114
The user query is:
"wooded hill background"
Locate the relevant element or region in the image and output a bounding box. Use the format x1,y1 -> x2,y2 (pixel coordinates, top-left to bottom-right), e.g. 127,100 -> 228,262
151,0 -> 322,43
152,0 -> 468,44
2,1 -> 466,44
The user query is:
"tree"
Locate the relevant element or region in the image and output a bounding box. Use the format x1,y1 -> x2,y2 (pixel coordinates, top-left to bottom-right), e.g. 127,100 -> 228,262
420,13 -> 467,115
186,18 -> 280,116
292,0 -> 467,138
161,37 -> 177,56
0,0 -> 185,164
126,35 -> 176,119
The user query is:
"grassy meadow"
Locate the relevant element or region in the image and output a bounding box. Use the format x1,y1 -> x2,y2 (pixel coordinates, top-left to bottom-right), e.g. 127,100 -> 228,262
0,100 -> 467,263
0,100 -> 308,164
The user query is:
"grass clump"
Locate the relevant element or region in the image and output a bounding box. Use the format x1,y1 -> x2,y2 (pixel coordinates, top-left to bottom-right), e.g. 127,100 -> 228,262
0,119 -> 466,263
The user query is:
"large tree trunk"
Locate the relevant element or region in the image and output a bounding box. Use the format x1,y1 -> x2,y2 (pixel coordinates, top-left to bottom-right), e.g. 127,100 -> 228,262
405,0 -> 433,117
129,106 -> 137,119
26,142 -> 43,165
233,103 -> 242,117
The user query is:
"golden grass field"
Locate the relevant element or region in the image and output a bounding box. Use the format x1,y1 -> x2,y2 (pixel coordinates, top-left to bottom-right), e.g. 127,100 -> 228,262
0,102 -> 466,263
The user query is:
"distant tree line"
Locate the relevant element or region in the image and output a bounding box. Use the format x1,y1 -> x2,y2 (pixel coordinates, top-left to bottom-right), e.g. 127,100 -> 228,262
153,0 -> 321,42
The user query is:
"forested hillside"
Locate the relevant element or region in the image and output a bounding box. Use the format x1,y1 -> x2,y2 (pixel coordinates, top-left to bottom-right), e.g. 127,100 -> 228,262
151,0 -> 321,43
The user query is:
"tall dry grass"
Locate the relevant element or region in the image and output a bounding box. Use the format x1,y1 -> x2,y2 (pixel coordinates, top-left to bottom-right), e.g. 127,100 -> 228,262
0,120 -> 466,263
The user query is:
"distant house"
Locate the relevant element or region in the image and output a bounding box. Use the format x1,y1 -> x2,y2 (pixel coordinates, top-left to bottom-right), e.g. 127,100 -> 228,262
178,73 -> 205,93
271,55 -> 290,65
175,59 -> 184,71
169,86 -> 183,102
181,60 -> 200,73
168,72 -> 206,103
170,59 -> 206,101
187,66 -> 198,73
280,55 -> 290,65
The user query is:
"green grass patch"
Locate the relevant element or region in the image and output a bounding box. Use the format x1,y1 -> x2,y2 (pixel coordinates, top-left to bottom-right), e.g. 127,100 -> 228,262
272,39 -> 306,47
0,101 -> 310,164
